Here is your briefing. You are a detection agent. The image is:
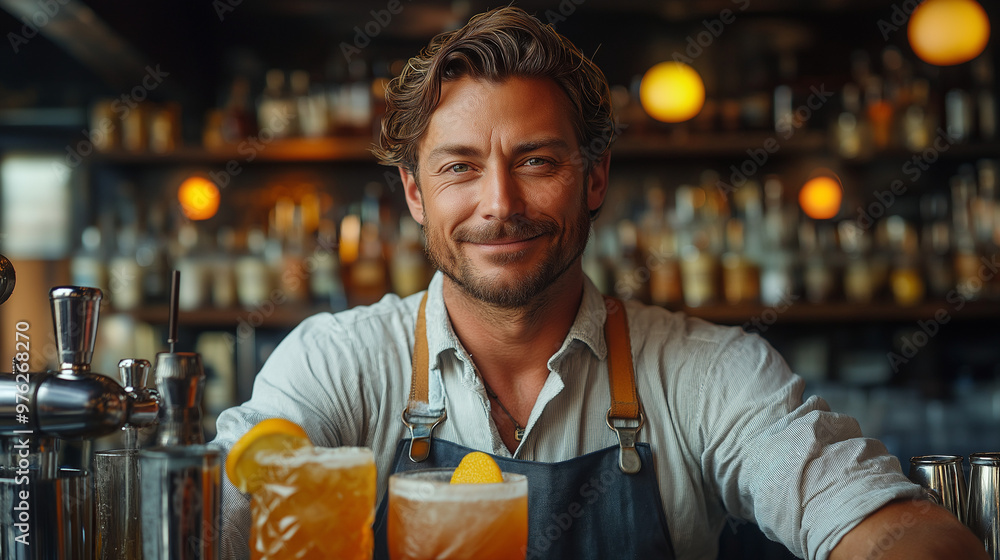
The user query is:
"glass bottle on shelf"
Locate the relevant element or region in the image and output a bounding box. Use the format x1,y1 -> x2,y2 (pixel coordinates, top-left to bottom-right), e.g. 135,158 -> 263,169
759,175 -> 798,305
839,220 -> 876,304
108,224 -> 142,311
310,218 -> 347,311
974,160 -> 999,299
236,226 -> 272,308
901,79 -> 935,152
212,227 -> 238,309
639,184 -> 682,307
676,184 -> 721,308
973,56 -> 997,142
343,185 -> 389,306
920,194 -> 954,299
800,220 -> 836,304
952,169 -> 982,300
220,76 -> 257,144
945,89 -> 973,144
292,70 -> 328,138
865,76 -> 894,151
835,83 -> 867,159
613,219 -> 647,302
273,199 -> 310,305
886,215 -> 925,306
174,222 -> 210,311
390,216 -> 429,298
721,217 -> 759,305
258,69 -> 295,140
136,203 -> 170,305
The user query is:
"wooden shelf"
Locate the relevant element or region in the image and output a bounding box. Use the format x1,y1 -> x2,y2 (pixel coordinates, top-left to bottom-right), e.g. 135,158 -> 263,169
676,299 -> 1000,326
90,137 -> 376,164
119,298 -> 1000,330
126,303 -> 334,329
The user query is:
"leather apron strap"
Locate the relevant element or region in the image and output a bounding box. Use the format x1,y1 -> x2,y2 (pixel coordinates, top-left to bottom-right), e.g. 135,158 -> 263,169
603,296 -> 645,474
400,292 -> 445,462
404,292 -> 644,474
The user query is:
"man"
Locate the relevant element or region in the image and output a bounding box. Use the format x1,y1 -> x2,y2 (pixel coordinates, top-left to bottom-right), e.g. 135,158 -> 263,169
213,7 -> 986,559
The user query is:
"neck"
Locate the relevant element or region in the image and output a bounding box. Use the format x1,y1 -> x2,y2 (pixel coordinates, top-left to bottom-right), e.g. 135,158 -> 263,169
442,265 -> 585,381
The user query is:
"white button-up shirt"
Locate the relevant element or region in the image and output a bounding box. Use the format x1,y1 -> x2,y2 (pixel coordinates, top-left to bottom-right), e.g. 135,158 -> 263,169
213,271 -> 921,560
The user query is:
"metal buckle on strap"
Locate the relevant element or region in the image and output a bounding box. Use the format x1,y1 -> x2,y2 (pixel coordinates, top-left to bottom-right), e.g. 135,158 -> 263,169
606,408 -> 644,474
401,407 -> 446,462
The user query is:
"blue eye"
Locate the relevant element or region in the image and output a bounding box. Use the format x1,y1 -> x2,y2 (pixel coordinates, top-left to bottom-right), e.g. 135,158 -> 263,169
525,158 -> 548,166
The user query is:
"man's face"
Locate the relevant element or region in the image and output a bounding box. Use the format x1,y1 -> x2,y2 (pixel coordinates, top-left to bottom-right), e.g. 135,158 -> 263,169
401,76 -> 608,308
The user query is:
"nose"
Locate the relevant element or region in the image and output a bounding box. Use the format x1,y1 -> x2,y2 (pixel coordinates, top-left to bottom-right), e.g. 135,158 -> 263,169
479,166 -> 525,221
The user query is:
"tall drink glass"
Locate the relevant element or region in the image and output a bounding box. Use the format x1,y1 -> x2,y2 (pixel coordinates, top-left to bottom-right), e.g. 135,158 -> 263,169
388,469 -> 528,560
250,446 -> 376,560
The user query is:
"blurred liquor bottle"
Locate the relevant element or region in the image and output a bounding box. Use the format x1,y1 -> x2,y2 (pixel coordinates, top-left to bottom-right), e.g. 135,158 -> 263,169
341,184 -> 389,307
390,216 -> 430,298
638,184 -> 682,307
885,216 -> 925,307
759,175 -> 798,306
258,69 -> 296,140
920,194 -> 954,299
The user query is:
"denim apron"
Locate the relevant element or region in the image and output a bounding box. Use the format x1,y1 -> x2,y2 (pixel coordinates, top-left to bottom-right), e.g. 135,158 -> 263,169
373,295 -> 675,560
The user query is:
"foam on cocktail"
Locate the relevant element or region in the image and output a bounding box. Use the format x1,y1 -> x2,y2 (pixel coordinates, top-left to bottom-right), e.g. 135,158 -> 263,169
255,446 -> 374,468
391,469 -> 527,502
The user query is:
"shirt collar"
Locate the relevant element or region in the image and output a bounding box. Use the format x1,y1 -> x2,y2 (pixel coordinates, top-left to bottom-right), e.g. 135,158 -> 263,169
421,271 -> 609,371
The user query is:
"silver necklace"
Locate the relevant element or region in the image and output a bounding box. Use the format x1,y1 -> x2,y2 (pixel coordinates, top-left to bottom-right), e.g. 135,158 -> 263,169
479,375 -> 525,442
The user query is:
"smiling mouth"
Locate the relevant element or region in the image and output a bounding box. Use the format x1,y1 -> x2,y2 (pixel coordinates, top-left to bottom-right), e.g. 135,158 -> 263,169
474,235 -> 541,246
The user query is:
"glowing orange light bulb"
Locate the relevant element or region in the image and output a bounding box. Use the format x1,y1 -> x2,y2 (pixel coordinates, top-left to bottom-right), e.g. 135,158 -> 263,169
178,176 -> 220,221
799,175 -> 843,220
639,62 -> 706,123
908,0 -> 991,66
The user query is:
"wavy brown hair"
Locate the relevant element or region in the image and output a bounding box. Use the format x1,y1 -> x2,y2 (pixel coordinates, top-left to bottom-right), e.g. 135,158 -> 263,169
372,6 -> 616,176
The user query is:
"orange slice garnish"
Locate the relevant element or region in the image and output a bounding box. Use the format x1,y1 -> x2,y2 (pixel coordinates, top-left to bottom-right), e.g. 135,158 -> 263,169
450,451 -> 504,484
226,418 -> 311,493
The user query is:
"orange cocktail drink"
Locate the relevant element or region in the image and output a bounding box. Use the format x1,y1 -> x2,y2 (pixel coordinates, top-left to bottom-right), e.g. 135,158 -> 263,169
387,469 -> 528,560
250,446 -> 376,560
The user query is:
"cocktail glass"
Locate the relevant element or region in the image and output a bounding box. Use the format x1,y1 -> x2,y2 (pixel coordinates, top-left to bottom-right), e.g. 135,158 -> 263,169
249,446 -> 376,560
388,468 -> 528,560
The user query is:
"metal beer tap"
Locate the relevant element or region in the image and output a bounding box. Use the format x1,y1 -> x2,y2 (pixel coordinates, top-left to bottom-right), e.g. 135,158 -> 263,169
0,282 -> 160,559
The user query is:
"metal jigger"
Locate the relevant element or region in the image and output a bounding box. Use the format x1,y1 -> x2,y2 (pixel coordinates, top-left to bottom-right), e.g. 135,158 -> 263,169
140,270 -> 220,560
153,352 -> 206,446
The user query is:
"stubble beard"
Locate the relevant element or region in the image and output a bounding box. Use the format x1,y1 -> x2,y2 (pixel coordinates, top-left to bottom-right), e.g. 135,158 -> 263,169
422,199 -> 592,309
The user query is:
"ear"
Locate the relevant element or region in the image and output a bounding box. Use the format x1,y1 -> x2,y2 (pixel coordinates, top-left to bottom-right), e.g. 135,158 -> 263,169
400,166 -> 425,225
586,154 -> 610,213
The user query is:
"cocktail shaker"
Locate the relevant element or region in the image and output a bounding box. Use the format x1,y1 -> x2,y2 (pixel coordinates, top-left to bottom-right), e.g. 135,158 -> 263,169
967,452 -> 1000,559
908,454 -> 968,524
140,348 -> 220,560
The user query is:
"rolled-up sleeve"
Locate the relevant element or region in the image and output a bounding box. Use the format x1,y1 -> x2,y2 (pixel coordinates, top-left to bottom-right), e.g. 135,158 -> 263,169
698,333 -> 924,559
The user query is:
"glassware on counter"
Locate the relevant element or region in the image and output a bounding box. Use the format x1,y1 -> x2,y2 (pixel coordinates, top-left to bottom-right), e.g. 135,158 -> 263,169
387,469 -> 528,560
